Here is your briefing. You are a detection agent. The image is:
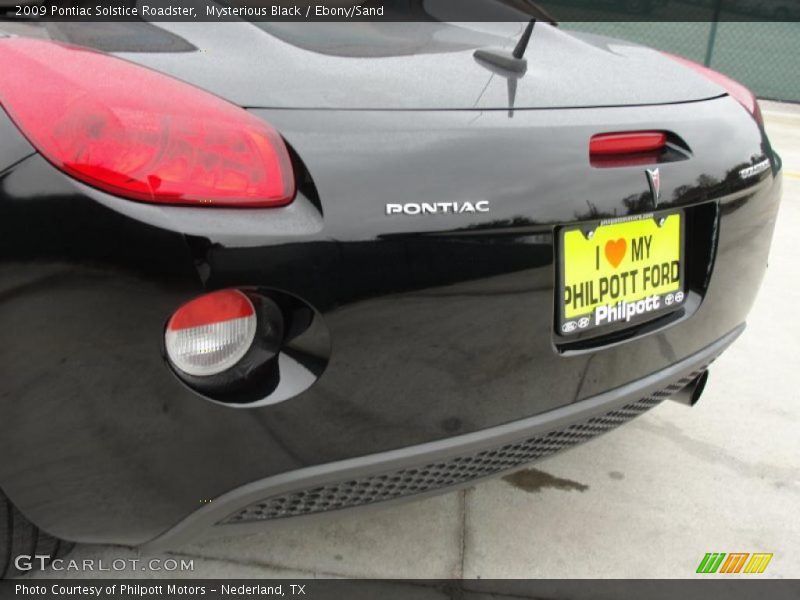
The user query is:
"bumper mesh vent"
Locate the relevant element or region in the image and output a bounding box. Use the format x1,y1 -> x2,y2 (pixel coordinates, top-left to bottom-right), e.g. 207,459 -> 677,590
223,372 -> 700,524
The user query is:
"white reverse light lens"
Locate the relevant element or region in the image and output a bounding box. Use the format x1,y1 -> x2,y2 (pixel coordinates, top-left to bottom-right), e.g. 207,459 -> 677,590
165,290 -> 257,377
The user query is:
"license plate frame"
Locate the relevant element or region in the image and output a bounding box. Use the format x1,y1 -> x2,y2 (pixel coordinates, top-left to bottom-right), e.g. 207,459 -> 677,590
557,211 -> 686,337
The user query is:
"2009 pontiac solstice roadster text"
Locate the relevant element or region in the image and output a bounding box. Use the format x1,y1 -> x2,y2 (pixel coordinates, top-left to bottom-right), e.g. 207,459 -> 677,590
39,4 -> 198,17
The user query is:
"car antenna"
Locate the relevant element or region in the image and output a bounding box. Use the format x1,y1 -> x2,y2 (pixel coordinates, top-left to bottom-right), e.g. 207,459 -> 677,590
513,18 -> 537,60
473,19 -> 536,74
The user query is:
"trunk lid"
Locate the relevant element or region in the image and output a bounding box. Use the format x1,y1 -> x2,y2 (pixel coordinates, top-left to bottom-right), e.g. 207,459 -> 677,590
47,21 -> 726,110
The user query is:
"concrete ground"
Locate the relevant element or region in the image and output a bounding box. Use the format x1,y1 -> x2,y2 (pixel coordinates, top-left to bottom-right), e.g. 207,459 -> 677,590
28,103 -> 800,582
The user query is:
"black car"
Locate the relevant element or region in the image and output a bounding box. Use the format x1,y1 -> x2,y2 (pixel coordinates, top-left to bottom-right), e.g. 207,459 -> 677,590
0,18 -> 782,576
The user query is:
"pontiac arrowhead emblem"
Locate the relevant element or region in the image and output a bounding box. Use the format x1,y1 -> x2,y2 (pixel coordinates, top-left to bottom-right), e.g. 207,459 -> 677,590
646,168 -> 661,208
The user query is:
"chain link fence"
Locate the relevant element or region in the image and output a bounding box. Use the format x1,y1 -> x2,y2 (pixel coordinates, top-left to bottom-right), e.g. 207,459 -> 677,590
565,22 -> 800,103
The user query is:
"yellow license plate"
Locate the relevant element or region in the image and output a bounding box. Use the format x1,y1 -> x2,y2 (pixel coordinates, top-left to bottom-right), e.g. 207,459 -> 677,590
559,213 -> 684,335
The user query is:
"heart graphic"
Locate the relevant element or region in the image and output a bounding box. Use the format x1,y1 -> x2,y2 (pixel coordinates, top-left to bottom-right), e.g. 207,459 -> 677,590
605,238 -> 627,268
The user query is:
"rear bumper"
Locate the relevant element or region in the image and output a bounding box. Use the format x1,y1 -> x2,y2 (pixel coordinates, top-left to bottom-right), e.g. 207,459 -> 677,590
144,325 -> 741,551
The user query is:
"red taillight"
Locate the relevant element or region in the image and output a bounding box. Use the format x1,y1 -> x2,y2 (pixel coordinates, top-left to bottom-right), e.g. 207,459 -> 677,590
166,290 -> 258,377
0,38 -> 295,207
662,52 -> 762,125
167,289 -> 255,332
590,132 -> 667,156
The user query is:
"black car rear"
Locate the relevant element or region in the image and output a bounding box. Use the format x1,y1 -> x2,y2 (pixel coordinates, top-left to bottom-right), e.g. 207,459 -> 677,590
0,21 -> 782,555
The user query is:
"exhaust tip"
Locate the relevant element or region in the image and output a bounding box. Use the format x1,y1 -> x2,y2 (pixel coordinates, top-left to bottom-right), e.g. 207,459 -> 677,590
670,370 -> 709,407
